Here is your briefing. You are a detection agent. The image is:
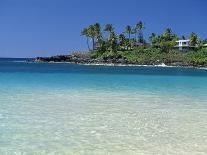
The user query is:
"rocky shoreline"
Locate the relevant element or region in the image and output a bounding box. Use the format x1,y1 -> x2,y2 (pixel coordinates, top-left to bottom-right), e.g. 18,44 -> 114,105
34,53 -> 207,68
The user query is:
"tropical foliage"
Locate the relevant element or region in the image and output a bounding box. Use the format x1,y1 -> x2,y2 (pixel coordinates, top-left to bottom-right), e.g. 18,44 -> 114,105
81,21 -> 146,53
81,21 -> 207,66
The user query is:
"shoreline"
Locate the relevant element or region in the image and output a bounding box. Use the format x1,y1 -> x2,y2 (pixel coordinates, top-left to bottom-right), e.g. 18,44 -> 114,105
33,60 -> 207,70
33,50 -> 207,69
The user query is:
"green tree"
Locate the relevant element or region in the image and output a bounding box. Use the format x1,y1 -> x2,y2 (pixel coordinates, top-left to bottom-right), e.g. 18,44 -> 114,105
149,33 -> 157,47
104,24 -> 114,33
189,32 -> 201,47
203,39 -> 207,44
94,23 -> 103,51
108,32 -> 118,54
87,25 -> 97,51
203,39 -> 207,49
136,21 -> 145,44
163,28 -> 176,41
94,23 -> 101,39
125,25 -> 132,39
103,24 -> 117,52
132,28 -> 137,42
158,28 -> 177,52
181,35 -> 186,40
125,25 -> 133,50
104,24 -> 114,39
118,34 -> 127,50
81,27 -> 91,51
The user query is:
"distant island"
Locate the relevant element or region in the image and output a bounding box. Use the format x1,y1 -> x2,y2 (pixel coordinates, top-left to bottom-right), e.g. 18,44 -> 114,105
35,21 -> 207,67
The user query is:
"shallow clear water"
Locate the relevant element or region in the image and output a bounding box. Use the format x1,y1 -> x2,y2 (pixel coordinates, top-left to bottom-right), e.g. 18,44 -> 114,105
0,59 -> 207,155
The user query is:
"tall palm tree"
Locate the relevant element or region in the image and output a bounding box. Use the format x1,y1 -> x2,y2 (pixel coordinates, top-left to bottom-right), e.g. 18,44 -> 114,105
87,25 -> 96,51
125,25 -> 132,39
136,21 -> 145,44
104,24 -> 114,40
108,31 -> 118,54
181,35 -> 186,40
125,25 -> 132,50
104,24 -> 114,33
164,28 -> 173,40
149,33 -> 157,47
118,34 -> 127,50
81,27 -> 91,51
132,28 -> 137,41
94,23 -> 103,50
189,32 -> 201,47
158,28 -> 177,52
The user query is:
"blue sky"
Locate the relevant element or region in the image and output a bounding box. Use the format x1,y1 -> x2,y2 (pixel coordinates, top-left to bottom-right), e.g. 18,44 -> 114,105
0,0 -> 207,58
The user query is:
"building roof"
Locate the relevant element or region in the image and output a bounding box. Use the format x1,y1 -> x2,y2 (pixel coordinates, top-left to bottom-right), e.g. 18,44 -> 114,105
176,39 -> 190,42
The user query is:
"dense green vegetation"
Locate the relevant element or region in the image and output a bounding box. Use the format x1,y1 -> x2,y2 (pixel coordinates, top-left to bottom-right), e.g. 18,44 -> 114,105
80,21 -> 207,66
89,48 -> 207,66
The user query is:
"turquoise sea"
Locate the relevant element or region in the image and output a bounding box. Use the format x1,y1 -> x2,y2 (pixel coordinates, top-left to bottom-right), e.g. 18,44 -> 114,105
0,58 -> 207,155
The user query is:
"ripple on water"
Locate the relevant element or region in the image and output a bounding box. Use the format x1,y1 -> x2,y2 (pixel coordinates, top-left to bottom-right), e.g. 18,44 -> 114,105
0,89 -> 207,154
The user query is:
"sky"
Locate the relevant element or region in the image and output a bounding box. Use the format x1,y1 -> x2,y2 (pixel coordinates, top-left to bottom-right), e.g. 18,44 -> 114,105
0,0 -> 207,58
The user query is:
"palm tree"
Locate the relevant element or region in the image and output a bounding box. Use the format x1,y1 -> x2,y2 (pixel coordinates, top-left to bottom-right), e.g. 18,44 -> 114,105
189,32 -> 200,47
181,35 -> 186,40
132,28 -> 137,41
159,28 -> 177,52
125,25 -> 133,50
104,24 -> 114,41
104,24 -> 114,33
108,32 -> 118,54
87,25 -> 96,51
94,23 -> 103,50
163,28 -> 173,40
125,25 -> 132,39
81,27 -> 91,51
203,39 -> 207,44
136,21 -> 145,44
94,23 -> 101,38
165,28 -> 172,34
149,33 -> 157,47
118,34 -> 127,50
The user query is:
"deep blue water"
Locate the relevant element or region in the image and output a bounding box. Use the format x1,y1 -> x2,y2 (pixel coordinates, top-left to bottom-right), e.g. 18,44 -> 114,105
1,58 -> 207,76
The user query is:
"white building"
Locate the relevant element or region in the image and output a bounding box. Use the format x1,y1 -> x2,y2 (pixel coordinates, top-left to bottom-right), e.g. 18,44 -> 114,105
175,39 -> 190,51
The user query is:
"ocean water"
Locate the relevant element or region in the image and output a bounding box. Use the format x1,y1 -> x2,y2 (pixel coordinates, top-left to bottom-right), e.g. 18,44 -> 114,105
0,58 -> 207,155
